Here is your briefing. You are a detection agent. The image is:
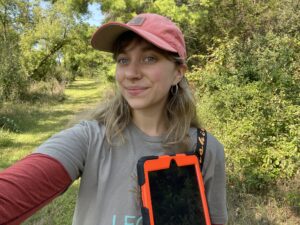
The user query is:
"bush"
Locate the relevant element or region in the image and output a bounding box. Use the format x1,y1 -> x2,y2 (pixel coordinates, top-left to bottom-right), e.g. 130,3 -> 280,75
22,78 -> 66,103
188,33 -> 300,191
0,40 -> 28,101
0,116 -> 21,133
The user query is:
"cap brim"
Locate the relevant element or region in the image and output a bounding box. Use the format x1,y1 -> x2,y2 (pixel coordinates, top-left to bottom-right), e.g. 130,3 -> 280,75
91,22 -> 177,54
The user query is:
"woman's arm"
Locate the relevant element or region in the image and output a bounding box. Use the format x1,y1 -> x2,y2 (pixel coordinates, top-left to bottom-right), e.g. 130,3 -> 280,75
0,153 -> 72,225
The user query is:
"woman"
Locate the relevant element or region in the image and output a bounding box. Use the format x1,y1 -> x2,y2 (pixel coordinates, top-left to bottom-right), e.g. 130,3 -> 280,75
0,13 -> 227,225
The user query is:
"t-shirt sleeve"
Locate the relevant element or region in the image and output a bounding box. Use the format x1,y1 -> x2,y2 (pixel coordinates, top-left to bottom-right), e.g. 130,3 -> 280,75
34,120 -> 101,181
202,133 -> 228,224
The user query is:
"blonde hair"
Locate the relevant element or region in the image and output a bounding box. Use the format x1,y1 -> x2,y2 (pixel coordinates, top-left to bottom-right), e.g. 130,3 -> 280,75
90,32 -> 200,151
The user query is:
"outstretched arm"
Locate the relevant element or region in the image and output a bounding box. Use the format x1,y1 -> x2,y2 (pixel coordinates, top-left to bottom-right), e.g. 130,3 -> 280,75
0,153 -> 72,225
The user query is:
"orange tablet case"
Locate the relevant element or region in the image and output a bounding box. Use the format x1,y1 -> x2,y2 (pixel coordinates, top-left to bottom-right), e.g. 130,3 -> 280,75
137,153 -> 211,225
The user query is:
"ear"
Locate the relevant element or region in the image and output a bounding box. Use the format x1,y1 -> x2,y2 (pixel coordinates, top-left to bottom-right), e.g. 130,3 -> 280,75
172,64 -> 187,85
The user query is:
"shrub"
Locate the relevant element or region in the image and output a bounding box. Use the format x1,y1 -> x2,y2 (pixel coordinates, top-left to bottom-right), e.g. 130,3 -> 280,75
22,78 -> 66,103
188,33 -> 300,191
0,116 -> 21,133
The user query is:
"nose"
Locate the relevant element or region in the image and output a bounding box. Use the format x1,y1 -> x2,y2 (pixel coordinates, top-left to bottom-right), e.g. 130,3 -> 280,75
124,61 -> 142,79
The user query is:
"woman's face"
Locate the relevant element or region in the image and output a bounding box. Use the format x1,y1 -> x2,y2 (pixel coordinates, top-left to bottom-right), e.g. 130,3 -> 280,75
115,40 -> 184,113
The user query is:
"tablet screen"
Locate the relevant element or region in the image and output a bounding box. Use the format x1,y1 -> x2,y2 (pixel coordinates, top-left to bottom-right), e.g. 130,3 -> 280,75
148,160 -> 206,225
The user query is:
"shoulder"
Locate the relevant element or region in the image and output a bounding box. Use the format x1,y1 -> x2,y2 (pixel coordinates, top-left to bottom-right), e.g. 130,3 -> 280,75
189,127 -> 225,174
73,120 -> 103,131
202,131 -> 225,179
34,120 -> 107,180
69,120 -> 106,138
206,132 -> 224,160
37,120 -> 106,150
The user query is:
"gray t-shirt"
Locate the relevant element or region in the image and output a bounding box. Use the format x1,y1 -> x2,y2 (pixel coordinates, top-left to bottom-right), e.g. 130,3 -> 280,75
35,120 -> 228,225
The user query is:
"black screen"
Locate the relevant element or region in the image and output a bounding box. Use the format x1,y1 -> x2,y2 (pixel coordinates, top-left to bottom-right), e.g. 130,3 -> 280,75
148,160 -> 206,225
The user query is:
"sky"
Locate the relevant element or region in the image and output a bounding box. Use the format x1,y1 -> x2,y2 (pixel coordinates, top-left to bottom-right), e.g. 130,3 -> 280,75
86,3 -> 104,26
40,1 -> 104,26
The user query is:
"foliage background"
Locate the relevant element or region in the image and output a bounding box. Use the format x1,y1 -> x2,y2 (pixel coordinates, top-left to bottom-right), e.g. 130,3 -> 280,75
0,0 -> 299,224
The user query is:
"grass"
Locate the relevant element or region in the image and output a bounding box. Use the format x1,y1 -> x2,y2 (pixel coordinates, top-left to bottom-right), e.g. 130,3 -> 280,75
1,78 -> 299,225
0,78 -> 105,167
226,177 -> 300,225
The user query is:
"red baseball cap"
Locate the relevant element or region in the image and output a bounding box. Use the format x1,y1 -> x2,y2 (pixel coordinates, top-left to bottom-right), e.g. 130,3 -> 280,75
91,13 -> 187,59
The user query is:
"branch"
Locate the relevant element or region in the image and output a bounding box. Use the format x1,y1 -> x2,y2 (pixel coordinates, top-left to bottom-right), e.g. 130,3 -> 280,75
30,39 -> 68,79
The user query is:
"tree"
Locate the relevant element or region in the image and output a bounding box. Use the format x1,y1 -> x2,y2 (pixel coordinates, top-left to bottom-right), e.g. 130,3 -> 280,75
0,0 -> 29,100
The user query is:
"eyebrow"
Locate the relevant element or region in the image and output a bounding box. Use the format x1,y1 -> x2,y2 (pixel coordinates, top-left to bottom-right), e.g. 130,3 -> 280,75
141,45 -> 158,52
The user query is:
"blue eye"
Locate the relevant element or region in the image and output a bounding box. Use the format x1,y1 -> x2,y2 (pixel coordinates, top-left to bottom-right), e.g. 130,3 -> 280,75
117,57 -> 129,65
143,56 -> 157,64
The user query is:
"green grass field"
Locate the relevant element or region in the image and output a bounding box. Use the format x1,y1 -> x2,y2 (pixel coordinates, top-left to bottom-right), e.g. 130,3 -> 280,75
0,78 -> 299,225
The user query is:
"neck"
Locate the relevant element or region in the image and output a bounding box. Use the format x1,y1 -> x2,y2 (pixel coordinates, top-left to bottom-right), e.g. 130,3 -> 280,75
132,107 -> 167,137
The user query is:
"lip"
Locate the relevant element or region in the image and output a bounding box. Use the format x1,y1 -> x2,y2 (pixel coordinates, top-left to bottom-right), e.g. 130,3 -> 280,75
125,86 -> 148,96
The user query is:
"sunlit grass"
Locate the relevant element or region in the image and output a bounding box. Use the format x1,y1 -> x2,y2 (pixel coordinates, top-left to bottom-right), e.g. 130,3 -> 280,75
0,78 -> 106,166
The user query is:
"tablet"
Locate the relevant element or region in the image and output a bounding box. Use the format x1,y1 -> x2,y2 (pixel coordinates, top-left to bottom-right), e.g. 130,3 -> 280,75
137,153 -> 211,225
